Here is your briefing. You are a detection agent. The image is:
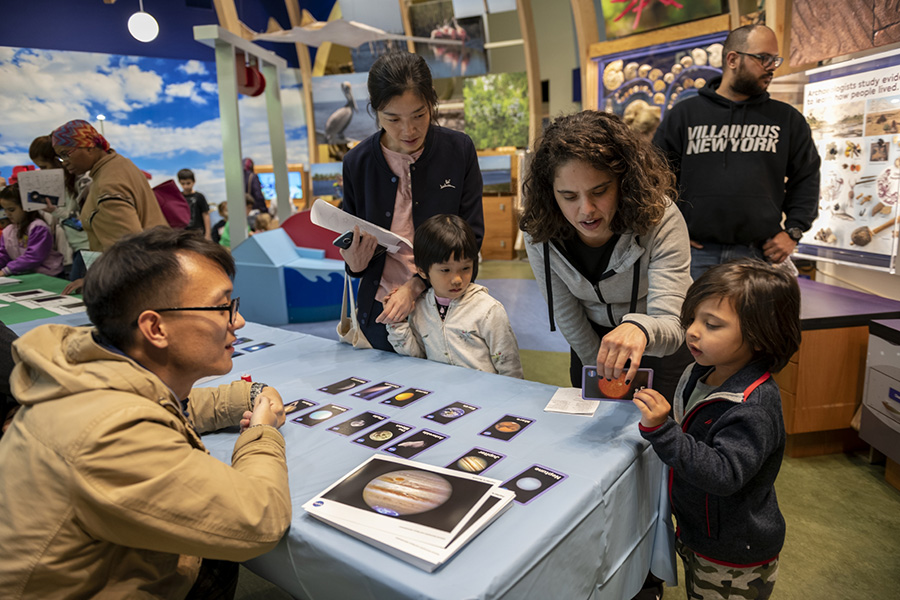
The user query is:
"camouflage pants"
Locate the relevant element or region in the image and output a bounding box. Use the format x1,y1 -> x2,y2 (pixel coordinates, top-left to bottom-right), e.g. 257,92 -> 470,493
676,538 -> 779,600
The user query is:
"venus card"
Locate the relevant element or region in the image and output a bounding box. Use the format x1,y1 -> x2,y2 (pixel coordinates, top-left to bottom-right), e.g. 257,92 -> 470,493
380,388 -> 431,407
352,381 -> 402,400
446,448 -> 506,474
478,415 -> 534,442
383,429 -> 447,459
319,377 -> 370,395
284,399 -> 317,415
353,422 -> 413,449
292,404 -> 350,427
423,401 -> 479,424
501,465 -> 567,505
329,411 -> 388,436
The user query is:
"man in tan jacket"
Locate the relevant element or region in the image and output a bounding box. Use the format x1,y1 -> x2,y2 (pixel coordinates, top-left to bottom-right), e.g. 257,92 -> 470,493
0,228 -> 291,599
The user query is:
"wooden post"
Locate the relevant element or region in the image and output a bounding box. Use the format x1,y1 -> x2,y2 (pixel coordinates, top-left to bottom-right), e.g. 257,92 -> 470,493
517,0 -> 541,149
569,0 -> 601,111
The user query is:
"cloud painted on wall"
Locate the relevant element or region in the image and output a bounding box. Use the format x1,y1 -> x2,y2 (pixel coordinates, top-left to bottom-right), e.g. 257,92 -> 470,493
0,46 -> 309,207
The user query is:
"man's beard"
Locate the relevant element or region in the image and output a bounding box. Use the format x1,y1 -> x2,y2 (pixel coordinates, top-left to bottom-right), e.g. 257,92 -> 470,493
730,62 -> 771,97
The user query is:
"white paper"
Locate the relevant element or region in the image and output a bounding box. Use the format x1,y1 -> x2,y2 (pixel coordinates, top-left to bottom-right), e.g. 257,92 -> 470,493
544,387 -> 600,417
0,276 -> 22,286
310,199 -> 412,253
18,295 -> 85,314
81,251 -> 103,271
0,288 -> 58,303
17,169 -> 65,211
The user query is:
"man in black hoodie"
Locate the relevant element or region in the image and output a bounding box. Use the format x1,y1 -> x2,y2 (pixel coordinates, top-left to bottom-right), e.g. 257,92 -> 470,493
653,24 -> 820,280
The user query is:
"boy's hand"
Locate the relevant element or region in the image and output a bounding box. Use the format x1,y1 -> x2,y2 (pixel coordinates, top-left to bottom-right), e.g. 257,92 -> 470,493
632,388 -> 670,429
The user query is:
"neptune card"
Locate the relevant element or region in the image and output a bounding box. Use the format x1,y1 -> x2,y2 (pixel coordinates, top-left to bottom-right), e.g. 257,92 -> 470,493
501,465 -> 567,505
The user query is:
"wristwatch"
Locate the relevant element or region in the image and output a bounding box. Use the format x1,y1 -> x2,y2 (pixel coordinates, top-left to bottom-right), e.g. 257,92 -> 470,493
785,227 -> 803,242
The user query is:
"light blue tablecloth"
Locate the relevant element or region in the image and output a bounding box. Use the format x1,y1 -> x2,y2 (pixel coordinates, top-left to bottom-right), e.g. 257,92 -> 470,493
197,323 -> 676,600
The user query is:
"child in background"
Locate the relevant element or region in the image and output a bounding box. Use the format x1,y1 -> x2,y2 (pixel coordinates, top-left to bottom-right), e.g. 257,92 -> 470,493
211,201 -> 227,243
177,168 -> 211,239
387,214 -> 523,378
0,184 -> 64,277
632,259 -> 801,600
218,197 -> 255,248
253,212 -> 279,232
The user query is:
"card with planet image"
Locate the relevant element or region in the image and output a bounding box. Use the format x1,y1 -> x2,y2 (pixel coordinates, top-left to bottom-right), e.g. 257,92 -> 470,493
478,415 -> 535,442
501,464 -> 567,505
292,403 -> 350,427
232,352 -> 245,358
243,342 -> 274,353
352,381 -> 402,400
380,387 -> 432,407
284,398 -> 317,415
383,429 -> 447,459
446,447 -> 506,474
328,411 -> 388,436
353,421 -> 414,449
424,401 -> 480,424
233,337 -> 252,345
582,366 -> 653,401
319,377 -> 370,395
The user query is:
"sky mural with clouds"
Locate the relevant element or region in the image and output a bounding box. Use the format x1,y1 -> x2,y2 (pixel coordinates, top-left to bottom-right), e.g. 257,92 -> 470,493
0,45 -> 310,207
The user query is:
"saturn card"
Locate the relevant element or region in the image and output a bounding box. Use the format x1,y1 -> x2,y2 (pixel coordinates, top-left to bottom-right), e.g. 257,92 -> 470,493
383,429 -> 447,459
353,422 -> 413,448
380,388 -> 431,407
329,411 -> 388,436
446,448 -> 506,474
501,465 -> 567,505
319,377 -> 370,395
423,401 -> 479,424
478,415 -> 535,442
292,404 -> 350,427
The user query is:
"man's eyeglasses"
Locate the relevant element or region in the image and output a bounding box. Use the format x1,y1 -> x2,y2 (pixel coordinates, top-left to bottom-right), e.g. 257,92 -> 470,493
153,298 -> 241,325
735,51 -> 783,69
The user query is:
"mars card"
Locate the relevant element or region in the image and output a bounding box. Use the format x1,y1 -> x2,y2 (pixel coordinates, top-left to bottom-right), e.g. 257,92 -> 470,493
446,448 -> 506,475
319,377 -> 370,395
501,465 -> 567,505
353,422 -> 413,449
423,401 -> 479,425
328,411 -> 388,436
352,381 -> 402,401
383,429 -> 447,459
292,404 -> 350,427
284,399 -> 317,415
380,388 -> 431,408
478,415 -> 534,442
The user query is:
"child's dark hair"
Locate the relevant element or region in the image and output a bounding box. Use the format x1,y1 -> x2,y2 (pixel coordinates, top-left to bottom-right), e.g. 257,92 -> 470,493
29,135 -> 76,196
177,168 -> 195,182
413,215 -> 479,281
0,184 -> 44,245
681,259 -> 801,372
368,52 -> 439,126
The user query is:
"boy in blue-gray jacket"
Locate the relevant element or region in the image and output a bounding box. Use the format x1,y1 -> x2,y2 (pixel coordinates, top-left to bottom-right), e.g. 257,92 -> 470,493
633,259 -> 801,600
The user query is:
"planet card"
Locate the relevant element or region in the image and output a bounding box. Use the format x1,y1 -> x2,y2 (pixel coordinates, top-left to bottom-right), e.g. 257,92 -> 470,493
446,447 -> 506,474
582,366 -> 653,401
243,342 -> 274,353
284,399 -> 317,415
232,352 -> 245,358
352,381 -> 402,400
478,415 -> 535,442
292,404 -> 350,427
423,401 -> 480,424
233,337 -> 252,345
329,411 -> 388,436
353,421 -> 413,449
380,388 -> 431,407
319,377 -> 370,395
501,465 -> 567,505
383,429 -> 447,459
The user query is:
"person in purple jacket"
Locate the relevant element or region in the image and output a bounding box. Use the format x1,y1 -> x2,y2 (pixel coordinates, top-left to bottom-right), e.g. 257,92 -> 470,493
0,184 -> 63,277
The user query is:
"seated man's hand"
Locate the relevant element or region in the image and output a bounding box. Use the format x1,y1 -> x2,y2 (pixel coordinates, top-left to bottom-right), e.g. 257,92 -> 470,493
249,387 -> 286,429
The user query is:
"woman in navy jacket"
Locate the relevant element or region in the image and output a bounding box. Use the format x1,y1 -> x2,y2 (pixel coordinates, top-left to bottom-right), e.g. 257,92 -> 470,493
341,52 -> 483,351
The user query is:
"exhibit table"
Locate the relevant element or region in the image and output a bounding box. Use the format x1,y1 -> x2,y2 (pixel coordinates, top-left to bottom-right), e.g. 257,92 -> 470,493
198,323 -> 675,600
0,273 -> 84,325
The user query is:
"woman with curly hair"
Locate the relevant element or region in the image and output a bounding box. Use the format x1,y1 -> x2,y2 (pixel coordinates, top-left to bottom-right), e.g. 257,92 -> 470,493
520,110 -> 692,399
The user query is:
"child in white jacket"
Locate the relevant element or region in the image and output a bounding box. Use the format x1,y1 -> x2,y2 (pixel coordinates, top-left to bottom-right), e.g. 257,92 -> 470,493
387,214 -> 523,378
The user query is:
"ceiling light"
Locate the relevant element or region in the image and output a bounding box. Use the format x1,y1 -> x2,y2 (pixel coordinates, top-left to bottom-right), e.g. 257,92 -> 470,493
128,1 -> 159,43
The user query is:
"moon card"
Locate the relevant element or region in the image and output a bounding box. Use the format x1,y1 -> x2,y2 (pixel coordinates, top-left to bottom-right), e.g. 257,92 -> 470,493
380,388 -> 431,407
353,422 -> 413,449
318,377 -> 370,395
501,465 -> 567,505
423,401 -> 480,424
351,381 -> 402,400
292,404 -> 350,427
383,429 -> 447,458
328,411 -> 388,436
446,447 -> 506,474
478,415 -> 535,442
284,398 -> 317,414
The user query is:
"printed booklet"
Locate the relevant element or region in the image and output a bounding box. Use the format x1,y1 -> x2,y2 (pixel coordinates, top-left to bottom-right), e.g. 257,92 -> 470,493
303,454 -> 514,571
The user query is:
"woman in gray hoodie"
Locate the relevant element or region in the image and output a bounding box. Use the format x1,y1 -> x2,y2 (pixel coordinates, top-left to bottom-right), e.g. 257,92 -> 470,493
520,110 -> 692,400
